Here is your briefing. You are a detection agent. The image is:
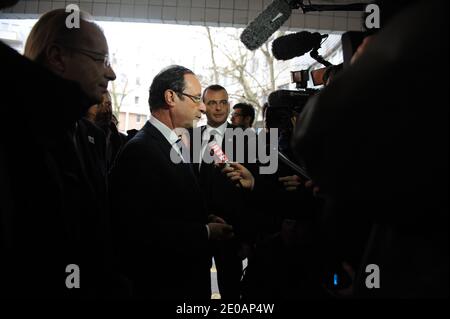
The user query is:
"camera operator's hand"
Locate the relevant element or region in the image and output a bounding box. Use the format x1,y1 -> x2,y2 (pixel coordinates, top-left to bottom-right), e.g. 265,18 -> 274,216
208,223 -> 234,241
279,175 -> 302,192
221,163 -> 255,190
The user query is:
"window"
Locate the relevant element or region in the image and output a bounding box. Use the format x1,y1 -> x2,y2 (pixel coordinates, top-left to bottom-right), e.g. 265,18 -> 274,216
136,114 -> 142,123
135,96 -> 140,104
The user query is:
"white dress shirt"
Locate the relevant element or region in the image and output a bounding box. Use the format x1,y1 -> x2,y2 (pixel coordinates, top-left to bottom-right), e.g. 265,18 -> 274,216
199,121 -> 228,170
149,116 -> 186,162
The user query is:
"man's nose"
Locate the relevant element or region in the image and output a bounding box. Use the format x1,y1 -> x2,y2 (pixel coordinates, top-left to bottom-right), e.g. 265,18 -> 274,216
106,65 -> 117,81
199,101 -> 206,113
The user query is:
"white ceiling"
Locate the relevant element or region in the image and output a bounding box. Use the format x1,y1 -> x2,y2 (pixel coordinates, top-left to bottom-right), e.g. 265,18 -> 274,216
0,0 -> 371,32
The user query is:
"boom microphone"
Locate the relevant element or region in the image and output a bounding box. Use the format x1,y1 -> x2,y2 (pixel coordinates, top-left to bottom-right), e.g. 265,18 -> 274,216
272,31 -> 327,60
240,0 -> 293,51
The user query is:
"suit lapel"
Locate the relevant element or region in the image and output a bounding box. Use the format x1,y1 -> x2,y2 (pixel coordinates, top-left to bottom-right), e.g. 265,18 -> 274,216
144,122 -> 201,188
143,122 -> 173,162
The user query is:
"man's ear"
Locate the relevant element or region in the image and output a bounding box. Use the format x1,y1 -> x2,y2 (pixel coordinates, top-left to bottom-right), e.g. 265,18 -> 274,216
164,89 -> 177,108
245,116 -> 252,127
45,44 -> 67,75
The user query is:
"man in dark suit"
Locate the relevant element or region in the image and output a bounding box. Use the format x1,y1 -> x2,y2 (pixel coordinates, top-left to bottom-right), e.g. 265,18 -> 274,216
110,66 -> 234,300
1,5 -> 121,298
192,85 -> 252,299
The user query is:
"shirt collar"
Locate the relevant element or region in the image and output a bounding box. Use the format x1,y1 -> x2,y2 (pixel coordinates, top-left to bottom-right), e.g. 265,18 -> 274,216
206,121 -> 228,137
149,116 -> 180,147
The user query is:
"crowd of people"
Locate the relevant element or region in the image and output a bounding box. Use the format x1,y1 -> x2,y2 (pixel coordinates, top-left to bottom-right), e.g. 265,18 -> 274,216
0,0 -> 448,299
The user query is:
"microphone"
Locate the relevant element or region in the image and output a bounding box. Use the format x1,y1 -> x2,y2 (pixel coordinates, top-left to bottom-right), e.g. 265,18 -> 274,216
240,0 -> 293,51
272,31 -> 327,60
278,151 -> 311,181
209,141 -> 230,165
209,141 -> 246,188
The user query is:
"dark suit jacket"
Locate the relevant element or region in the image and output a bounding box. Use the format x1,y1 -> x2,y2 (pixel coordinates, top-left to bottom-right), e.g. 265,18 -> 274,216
110,121 -> 211,300
0,41 -> 118,298
76,118 -> 108,198
193,124 -> 253,240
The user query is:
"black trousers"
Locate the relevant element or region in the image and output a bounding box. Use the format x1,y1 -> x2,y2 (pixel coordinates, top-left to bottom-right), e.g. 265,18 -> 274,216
212,239 -> 243,300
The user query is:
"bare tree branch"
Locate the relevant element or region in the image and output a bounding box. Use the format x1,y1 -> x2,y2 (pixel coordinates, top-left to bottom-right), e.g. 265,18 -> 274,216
206,27 -> 219,84
202,27 -> 289,122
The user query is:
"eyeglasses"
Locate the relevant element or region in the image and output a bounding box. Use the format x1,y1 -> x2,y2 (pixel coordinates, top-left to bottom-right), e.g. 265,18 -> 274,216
59,44 -> 111,68
177,92 -> 203,104
206,100 -> 229,108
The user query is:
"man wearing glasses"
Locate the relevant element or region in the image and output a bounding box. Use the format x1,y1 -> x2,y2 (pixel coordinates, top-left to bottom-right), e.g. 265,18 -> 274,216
24,10 -> 116,105
12,8 -> 120,298
111,66 -> 234,299
231,103 -> 256,130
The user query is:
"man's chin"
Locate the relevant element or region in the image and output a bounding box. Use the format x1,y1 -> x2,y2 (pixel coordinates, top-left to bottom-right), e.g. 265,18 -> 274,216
214,116 -> 226,123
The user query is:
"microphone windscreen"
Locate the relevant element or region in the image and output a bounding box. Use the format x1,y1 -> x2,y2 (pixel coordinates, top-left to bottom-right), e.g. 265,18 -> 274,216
240,0 -> 292,51
272,31 -> 323,60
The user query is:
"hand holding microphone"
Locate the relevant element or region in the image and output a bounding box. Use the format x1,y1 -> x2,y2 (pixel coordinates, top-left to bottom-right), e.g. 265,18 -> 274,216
221,163 -> 255,191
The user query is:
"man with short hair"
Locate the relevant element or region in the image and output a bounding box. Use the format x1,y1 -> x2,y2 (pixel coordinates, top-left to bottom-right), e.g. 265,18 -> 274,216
24,9 -> 117,297
231,103 -> 256,130
1,7 -> 119,298
111,66 -> 234,300
195,84 -> 250,299
24,9 -> 116,104
24,10 -> 117,202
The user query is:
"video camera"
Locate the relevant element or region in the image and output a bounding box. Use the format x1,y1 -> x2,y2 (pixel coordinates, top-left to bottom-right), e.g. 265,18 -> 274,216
265,67 -> 323,131
267,30 -> 332,118
264,30 -> 333,175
